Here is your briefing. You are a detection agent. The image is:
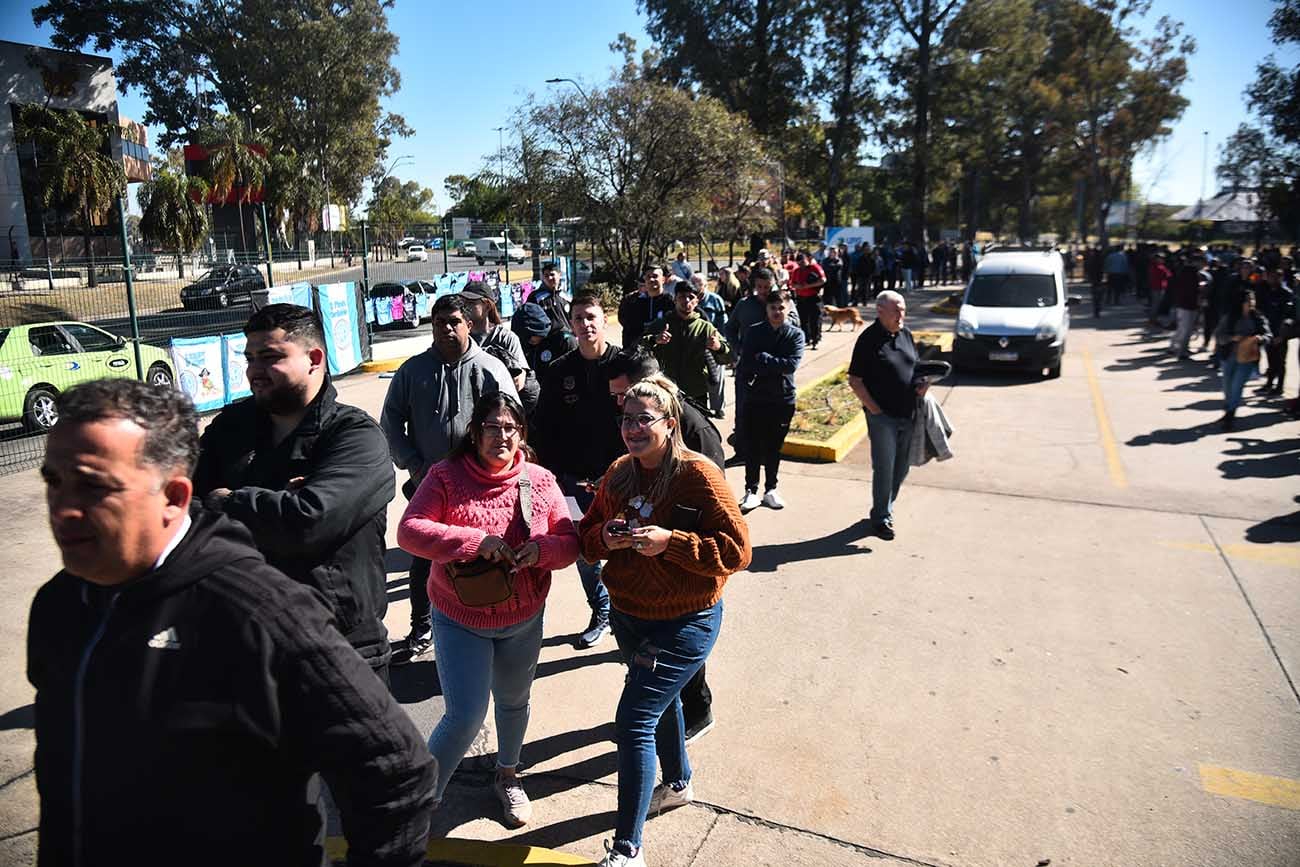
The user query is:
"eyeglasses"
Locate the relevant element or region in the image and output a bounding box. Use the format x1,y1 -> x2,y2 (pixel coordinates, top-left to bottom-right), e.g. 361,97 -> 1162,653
619,413 -> 667,430
481,422 -> 522,439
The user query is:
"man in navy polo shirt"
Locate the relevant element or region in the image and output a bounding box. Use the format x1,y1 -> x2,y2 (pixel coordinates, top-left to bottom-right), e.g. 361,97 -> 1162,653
847,291 -> 928,540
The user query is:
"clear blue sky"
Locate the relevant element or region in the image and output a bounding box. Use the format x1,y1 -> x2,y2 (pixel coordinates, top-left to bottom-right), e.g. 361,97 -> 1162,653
3,0 -> 1296,214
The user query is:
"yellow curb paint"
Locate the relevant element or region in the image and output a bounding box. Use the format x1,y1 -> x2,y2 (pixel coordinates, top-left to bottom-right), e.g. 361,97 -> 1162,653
780,364 -> 867,462
1083,348 -> 1127,488
1161,541 -> 1300,569
359,359 -> 405,373
326,836 -> 594,866
1200,765 -> 1300,811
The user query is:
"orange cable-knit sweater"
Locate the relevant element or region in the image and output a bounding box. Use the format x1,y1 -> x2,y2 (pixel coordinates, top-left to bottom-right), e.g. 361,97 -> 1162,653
579,452 -> 751,620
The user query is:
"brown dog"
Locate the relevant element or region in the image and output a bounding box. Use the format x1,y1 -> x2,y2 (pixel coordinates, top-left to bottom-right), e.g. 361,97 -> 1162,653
822,305 -> 864,331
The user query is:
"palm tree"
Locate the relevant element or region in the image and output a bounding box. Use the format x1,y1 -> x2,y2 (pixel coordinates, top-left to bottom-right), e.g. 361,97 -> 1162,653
199,114 -> 270,256
15,105 -> 127,287
138,155 -> 209,280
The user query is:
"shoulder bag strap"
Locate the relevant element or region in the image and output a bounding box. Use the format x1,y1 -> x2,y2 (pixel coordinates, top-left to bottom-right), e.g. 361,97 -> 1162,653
517,464 -> 533,534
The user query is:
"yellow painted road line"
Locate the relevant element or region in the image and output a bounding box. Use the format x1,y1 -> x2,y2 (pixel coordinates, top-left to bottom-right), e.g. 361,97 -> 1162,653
327,836 -> 595,865
1083,348 -> 1128,488
1200,765 -> 1300,811
1162,541 -> 1300,568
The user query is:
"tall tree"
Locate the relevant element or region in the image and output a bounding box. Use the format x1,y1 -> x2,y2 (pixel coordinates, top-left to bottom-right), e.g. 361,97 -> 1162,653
880,0 -> 966,243
198,114 -> 270,254
138,153 -> 209,278
14,105 -> 126,287
33,0 -> 409,236
636,0 -> 813,137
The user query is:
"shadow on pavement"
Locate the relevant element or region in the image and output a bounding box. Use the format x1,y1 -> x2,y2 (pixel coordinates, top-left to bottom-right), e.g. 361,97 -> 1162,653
1126,410 -> 1287,447
748,519 -> 873,573
0,704 -> 34,731
522,723 -> 617,769
534,650 -> 622,681
1218,434 -> 1300,480
1245,500 -> 1300,543
391,659 -> 440,704
387,574 -> 409,604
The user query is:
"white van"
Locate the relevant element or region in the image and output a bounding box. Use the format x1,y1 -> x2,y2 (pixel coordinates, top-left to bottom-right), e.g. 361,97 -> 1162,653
952,248 -> 1080,379
472,237 -> 528,266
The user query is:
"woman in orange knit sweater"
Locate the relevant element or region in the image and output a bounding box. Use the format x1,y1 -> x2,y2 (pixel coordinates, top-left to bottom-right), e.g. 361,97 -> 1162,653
579,379 -> 751,867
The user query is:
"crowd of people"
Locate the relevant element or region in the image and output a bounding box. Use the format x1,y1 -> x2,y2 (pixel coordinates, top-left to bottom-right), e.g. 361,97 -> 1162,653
1077,242 -> 1298,428
29,232 -> 949,866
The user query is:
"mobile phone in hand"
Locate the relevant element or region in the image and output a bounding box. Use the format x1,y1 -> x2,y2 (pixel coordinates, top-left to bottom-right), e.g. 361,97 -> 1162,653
607,521 -> 633,537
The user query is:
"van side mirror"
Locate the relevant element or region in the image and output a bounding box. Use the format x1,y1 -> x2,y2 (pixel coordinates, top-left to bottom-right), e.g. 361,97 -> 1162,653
1066,295 -> 1082,307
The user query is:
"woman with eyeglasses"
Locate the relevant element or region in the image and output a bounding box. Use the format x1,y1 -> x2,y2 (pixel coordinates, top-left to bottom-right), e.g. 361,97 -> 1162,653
579,379 -> 752,867
397,392 -> 579,828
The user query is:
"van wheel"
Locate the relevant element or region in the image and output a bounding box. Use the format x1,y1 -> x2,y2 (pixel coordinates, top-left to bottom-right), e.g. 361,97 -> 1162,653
147,363 -> 174,388
476,257 -> 485,266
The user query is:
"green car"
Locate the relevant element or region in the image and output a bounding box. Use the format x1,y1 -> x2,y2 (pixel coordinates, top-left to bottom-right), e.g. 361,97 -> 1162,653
0,321 -> 175,432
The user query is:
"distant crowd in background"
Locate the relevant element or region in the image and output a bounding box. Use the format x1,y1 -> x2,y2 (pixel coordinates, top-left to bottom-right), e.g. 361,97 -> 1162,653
1074,242 -> 1298,428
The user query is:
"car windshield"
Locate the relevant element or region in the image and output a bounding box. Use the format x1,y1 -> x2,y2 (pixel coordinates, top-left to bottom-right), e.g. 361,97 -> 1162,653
369,283 -> 406,297
0,329 -> 8,350
199,267 -> 234,282
966,273 -> 1058,308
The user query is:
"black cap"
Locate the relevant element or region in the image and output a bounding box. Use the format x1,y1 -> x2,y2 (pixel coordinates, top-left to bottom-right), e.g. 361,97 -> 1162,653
461,280 -> 493,302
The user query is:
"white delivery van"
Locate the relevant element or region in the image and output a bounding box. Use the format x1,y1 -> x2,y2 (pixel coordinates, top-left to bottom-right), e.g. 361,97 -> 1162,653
952,248 -> 1081,379
472,237 -> 528,266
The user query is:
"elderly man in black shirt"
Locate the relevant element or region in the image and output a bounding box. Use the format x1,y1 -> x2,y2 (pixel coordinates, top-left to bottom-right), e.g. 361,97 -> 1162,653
848,291 -> 928,540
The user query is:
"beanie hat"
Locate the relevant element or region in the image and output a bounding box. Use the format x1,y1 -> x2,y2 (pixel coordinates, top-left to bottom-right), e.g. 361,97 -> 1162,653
511,302 -> 552,339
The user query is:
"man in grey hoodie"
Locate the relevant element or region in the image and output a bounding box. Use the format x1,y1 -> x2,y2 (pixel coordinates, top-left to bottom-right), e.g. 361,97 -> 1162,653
380,293 -> 518,662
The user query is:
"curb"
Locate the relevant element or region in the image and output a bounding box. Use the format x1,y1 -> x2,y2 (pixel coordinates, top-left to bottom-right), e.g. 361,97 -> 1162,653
359,358 -> 404,373
327,836 -> 594,866
781,364 -> 867,462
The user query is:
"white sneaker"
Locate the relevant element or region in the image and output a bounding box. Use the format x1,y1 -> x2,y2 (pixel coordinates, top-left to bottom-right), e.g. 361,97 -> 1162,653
493,772 -> 532,828
599,840 -> 646,867
648,779 -> 694,815
739,490 -> 762,512
761,489 -> 786,509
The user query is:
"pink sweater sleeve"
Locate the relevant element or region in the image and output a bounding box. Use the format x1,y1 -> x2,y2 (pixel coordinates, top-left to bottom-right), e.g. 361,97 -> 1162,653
532,472 -> 580,572
396,467 -> 487,563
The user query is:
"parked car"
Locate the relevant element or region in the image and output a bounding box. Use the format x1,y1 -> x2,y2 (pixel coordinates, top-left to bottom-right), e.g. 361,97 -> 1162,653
426,237 -> 443,250
952,248 -> 1081,379
398,236 -> 418,248
179,265 -> 266,310
454,240 -> 477,257
0,321 -> 175,432
472,236 -> 527,266
406,244 -> 429,262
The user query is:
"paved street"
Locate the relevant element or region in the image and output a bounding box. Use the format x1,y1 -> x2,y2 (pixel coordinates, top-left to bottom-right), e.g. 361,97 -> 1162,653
0,285 -> 1296,865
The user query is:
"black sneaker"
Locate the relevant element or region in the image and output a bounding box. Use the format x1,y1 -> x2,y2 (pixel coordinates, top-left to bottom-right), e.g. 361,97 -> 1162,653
391,629 -> 432,666
873,519 -> 896,541
684,711 -> 714,745
576,613 -> 610,649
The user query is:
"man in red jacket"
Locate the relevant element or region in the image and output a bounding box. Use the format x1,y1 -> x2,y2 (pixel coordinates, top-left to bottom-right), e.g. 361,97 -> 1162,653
790,250 -> 826,350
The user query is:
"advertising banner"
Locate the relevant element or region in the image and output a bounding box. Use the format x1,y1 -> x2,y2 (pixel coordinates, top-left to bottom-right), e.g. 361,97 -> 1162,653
315,282 -> 363,375
169,336 -> 226,412
267,281 -> 314,309
825,226 -> 875,250
222,333 -> 251,403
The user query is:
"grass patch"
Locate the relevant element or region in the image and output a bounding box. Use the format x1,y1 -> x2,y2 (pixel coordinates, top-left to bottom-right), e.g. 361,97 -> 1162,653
789,369 -> 860,442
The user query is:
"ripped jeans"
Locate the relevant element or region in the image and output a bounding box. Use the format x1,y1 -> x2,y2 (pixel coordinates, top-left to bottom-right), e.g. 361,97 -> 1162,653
609,602 -> 722,850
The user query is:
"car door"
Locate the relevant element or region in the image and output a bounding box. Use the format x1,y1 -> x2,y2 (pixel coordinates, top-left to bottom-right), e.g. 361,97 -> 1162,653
62,323 -> 139,379
25,325 -> 85,393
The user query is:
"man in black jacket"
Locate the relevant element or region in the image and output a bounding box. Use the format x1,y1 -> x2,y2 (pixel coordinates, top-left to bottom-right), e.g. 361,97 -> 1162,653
532,291 -> 626,649
31,378 -> 435,867
193,304 -> 395,679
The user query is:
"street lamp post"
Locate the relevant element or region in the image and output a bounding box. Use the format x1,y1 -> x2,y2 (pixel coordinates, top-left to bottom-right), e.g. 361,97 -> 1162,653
494,126 -> 509,283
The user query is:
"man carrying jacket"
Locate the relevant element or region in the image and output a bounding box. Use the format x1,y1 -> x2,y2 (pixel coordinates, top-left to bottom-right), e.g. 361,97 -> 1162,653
31,378 -> 436,867
381,293 -> 518,663
532,291 -> 626,649
194,304 -> 396,680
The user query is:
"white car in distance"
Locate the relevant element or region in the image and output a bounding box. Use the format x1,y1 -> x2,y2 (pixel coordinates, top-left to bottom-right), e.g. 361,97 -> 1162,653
406,245 -> 429,262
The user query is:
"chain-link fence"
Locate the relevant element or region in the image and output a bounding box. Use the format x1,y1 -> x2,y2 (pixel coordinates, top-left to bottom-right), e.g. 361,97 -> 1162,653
0,221 -> 583,474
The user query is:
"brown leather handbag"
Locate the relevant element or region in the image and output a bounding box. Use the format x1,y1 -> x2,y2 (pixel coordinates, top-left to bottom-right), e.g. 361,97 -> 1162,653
445,468 -> 532,608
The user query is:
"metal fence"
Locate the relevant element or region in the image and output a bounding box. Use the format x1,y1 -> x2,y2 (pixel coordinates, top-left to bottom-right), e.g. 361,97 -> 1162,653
0,221 -> 579,475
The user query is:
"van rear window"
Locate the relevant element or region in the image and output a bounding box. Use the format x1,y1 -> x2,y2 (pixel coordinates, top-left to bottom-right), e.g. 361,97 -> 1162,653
967,274 -> 1058,307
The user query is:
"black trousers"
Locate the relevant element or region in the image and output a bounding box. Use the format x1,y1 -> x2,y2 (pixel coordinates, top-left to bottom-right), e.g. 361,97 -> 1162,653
796,296 -> 821,347
409,555 -> 432,636
1265,339 -> 1288,389
680,664 -> 712,726
742,401 -> 795,492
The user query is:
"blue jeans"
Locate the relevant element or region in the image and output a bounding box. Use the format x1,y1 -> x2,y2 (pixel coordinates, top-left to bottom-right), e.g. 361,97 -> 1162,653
610,602 -> 722,850
559,474 -> 610,619
1221,355 -> 1257,413
866,411 -> 914,523
427,607 -> 544,799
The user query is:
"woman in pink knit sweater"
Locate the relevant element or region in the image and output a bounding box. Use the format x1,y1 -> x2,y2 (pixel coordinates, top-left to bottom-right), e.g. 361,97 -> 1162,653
398,392 -> 578,828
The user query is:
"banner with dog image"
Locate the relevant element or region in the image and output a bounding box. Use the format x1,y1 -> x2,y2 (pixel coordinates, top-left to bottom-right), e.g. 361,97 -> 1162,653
169,336 -> 226,412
